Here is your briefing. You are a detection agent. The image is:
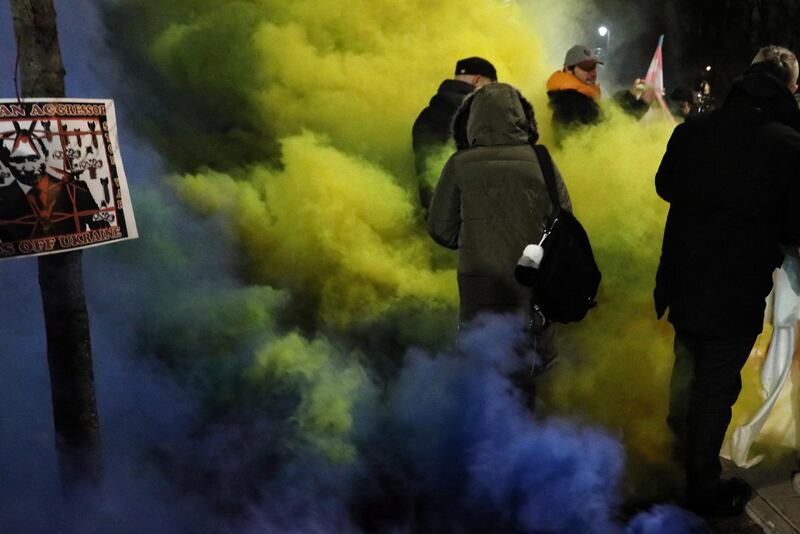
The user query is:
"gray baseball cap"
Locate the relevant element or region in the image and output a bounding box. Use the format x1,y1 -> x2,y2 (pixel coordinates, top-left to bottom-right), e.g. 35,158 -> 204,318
564,45 -> 604,68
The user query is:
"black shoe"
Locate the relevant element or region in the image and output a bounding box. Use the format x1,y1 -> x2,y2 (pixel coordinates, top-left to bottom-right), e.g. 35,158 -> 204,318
688,478 -> 753,517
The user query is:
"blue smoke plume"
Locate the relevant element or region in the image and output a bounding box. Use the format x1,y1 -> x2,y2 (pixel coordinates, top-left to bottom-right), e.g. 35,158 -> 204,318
376,315 -> 625,533
626,505 -> 710,534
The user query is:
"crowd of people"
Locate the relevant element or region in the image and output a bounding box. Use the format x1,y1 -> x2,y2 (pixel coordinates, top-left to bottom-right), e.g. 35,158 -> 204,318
413,44 -> 800,518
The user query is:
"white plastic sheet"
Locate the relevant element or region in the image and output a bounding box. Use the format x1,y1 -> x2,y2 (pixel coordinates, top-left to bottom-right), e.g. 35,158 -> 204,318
722,256 -> 800,467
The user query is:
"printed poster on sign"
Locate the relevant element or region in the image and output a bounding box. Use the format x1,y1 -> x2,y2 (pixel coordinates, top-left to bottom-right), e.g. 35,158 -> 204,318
0,99 -> 137,259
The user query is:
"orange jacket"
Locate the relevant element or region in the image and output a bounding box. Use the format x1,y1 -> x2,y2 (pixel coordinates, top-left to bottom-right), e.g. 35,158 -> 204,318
545,70 -> 601,101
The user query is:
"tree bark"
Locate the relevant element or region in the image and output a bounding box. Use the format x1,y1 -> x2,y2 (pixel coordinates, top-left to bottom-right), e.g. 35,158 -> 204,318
9,0 -> 102,490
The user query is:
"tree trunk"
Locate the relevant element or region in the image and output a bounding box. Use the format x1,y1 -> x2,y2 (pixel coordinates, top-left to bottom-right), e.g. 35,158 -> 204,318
9,0 -> 102,490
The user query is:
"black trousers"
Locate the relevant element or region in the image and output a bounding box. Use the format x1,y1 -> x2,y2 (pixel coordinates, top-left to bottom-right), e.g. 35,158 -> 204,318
666,329 -> 756,493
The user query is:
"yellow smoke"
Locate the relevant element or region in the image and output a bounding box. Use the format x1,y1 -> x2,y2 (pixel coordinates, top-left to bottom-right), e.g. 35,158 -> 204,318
178,132 -> 457,327
158,0 -> 554,329
542,104 -> 787,472
158,0 -> 678,465
141,0 -> 556,467
247,332 -> 371,462
148,0 -> 548,177
537,107 -> 676,470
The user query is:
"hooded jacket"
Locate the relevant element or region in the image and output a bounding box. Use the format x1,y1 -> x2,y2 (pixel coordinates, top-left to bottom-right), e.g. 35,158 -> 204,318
655,63 -> 800,336
427,83 -> 572,321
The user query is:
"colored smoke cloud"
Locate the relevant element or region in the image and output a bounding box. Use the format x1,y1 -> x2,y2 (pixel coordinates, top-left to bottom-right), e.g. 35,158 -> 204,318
378,315 -> 626,533
103,0 -> 687,477
177,132 -> 457,328
0,0 -> 728,532
541,109 -> 678,476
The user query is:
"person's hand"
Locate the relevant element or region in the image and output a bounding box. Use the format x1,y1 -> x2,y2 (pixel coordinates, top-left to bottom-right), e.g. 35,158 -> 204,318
630,78 -> 657,105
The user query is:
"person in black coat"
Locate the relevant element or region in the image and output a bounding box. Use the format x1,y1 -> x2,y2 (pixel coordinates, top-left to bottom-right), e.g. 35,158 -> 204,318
412,57 -> 496,211
545,45 -> 604,129
654,45 -> 800,516
668,86 -> 696,119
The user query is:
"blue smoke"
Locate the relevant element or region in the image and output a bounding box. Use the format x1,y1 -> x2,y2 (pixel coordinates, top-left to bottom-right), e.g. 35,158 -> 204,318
373,315 -> 624,533
626,505 -> 709,534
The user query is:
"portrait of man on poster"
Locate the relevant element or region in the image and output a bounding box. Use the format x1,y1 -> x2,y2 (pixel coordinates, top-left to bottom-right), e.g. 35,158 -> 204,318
0,121 -> 108,242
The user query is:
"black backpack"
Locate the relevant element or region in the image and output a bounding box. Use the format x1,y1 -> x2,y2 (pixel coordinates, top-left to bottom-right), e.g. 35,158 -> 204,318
517,145 -> 601,323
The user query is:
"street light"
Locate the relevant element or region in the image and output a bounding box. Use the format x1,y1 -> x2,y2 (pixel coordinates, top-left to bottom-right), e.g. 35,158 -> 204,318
598,26 -> 610,59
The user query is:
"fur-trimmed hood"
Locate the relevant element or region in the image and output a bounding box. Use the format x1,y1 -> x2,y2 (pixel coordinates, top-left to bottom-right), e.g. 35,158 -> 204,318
452,83 -> 539,150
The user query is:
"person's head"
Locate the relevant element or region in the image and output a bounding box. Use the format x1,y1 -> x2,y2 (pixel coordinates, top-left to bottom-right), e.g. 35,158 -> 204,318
564,45 -> 603,86
751,45 -> 799,93
454,56 -> 497,89
1,121 -> 49,187
670,86 -> 695,117
452,83 -> 538,150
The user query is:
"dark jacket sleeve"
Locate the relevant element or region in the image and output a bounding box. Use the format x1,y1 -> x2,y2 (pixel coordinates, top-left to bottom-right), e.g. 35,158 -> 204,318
655,123 -> 687,202
413,107 -> 451,210
613,90 -> 650,120
426,156 -> 461,249
412,109 -> 438,175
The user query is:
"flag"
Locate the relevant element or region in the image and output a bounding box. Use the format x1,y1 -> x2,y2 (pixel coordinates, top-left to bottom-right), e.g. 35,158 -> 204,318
643,34 -> 674,123
645,35 -> 665,95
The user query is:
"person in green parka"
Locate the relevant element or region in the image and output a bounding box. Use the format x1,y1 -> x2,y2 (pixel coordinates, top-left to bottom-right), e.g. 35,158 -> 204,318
426,82 -> 572,366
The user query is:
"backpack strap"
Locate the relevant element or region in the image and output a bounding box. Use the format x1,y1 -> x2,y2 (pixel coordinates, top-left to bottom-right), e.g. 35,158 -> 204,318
532,144 -> 561,219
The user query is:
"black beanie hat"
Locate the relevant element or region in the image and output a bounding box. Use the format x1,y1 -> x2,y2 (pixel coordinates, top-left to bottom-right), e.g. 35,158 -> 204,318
455,57 -> 497,81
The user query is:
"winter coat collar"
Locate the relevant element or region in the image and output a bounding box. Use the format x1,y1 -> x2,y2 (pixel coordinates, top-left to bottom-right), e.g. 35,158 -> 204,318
452,83 -> 538,149
546,70 -> 602,101
725,65 -> 800,131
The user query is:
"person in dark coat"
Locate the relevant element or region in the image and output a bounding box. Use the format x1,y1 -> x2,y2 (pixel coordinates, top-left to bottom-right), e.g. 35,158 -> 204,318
427,82 -> 571,369
668,86 -> 696,119
546,45 -> 604,128
412,57 -> 496,211
546,45 -> 655,140
654,45 -> 800,516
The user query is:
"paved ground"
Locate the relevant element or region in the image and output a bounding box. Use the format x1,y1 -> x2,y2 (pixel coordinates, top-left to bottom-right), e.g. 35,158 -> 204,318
707,514 -> 768,534
724,446 -> 800,533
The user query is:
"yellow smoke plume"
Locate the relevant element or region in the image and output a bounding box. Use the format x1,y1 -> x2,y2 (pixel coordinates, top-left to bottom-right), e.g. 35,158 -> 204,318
177,132 -> 457,327
157,0 -> 679,465
538,107 -> 676,469
248,332 -> 372,462
159,0 -> 553,329
543,104 -> 786,472
149,0 -> 547,178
